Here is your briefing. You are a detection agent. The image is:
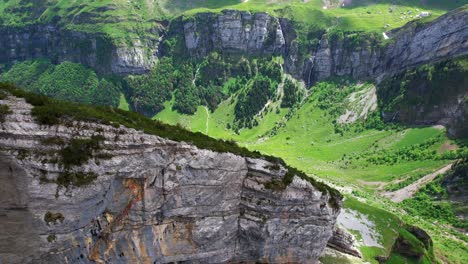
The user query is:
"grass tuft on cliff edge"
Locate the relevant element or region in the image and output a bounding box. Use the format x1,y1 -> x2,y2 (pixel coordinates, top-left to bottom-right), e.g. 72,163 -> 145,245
0,82 -> 342,207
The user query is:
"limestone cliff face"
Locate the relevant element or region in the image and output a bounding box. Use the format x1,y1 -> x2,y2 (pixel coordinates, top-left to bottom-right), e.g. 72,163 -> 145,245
178,8 -> 467,86
182,10 -> 286,57
302,7 -> 468,85
0,25 -> 159,75
0,96 -> 341,263
2,7 -> 466,80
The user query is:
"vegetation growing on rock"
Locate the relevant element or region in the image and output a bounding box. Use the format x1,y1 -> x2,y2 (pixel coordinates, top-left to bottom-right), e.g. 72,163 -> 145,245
0,2 -> 467,263
0,104 -> 11,123
0,83 -> 342,207
59,136 -> 105,169
56,171 -> 98,188
385,225 -> 435,264
378,56 -> 468,137
44,212 -> 64,226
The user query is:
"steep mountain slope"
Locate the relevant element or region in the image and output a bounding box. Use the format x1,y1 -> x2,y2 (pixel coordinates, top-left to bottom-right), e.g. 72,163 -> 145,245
0,86 -> 341,263
178,6 -> 467,84
0,2 -> 466,75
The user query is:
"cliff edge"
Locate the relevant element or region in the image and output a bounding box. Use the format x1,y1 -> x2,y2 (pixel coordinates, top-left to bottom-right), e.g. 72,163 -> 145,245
0,89 -> 341,263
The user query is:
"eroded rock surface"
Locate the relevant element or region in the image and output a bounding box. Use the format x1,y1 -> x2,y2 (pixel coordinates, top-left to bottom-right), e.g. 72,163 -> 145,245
179,8 -> 467,86
327,227 -> 361,258
1,7 -> 466,83
0,96 -> 341,263
302,7 -> 468,85
183,10 -> 286,57
0,25 -> 159,75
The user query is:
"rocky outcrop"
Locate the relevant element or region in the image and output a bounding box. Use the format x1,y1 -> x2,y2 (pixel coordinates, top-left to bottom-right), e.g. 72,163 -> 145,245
182,10 -> 286,57
327,227 -> 361,258
0,95 -> 341,263
338,84 -> 378,124
389,225 -> 434,262
0,24 -> 160,75
377,55 -> 467,138
442,159 -> 468,220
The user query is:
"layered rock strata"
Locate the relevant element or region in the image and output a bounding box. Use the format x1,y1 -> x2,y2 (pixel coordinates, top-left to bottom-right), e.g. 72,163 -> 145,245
0,25 -> 159,75
183,10 -> 286,56
0,95 -> 341,263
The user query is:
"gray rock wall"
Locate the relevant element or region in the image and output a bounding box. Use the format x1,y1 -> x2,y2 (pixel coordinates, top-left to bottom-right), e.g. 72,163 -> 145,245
0,95 -> 340,263
1,8 -> 466,80
180,8 -> 467,86
183,10 -> 286,57
0,25 -> 159,75
303,7 -> 468,85
327,227 -> 361,258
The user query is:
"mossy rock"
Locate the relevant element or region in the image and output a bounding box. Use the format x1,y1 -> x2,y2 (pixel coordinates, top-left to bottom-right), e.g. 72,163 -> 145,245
385,224 -> 435,264
0,104 -> 12,123
44,212 -> 65,226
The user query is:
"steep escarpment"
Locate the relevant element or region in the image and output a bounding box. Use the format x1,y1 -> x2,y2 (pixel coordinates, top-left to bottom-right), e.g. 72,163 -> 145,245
1,6 -> 466,82
302,6 -> 468,85
0,24 -> 160,75
181,10 -> 286,57
0,93 -> 341,263
378,56 -> 468,137
177,7 -> 467,86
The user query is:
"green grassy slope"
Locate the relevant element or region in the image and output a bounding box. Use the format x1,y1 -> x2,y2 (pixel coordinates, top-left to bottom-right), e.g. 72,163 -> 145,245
171,0 -> 467,31
154,80 -> 455,187
1,0 -> 467,37
153,76 -> 466,263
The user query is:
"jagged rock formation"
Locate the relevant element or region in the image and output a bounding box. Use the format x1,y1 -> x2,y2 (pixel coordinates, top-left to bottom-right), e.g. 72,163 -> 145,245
182,10 -> 286,57
0,25 -> 160,75
0,95 -> 341,263
327,227 -> 362,258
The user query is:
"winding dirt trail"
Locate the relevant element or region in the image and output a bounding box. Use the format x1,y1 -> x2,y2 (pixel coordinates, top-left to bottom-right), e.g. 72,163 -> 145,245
382,163 -> 453,203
